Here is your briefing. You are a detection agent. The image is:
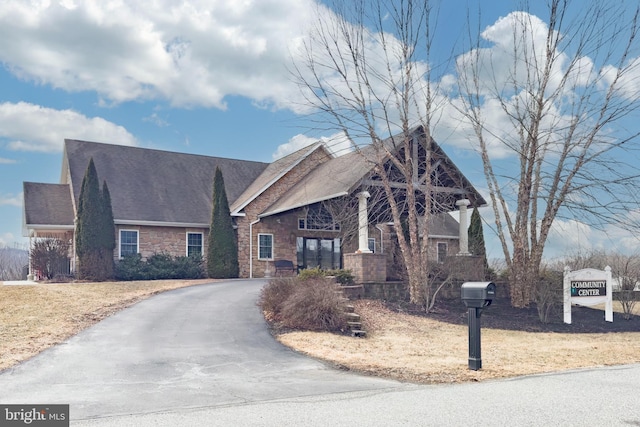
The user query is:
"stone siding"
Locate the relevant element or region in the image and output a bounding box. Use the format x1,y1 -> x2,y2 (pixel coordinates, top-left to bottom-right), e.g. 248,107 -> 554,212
116,225 -> 209,259
362,282 -> 409,302
344,253 -> 387,283
236,147 -> 333,278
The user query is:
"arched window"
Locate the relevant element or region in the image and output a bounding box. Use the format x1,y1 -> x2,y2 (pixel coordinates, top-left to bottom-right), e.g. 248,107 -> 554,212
299,203 -> 340,231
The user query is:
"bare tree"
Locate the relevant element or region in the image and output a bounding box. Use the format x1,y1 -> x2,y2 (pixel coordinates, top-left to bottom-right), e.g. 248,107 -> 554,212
30,238 -> 71,280
0,243 -> 28,281
606,253 -> 639,320
456,1 -> 640,307
293,0 -> 477,306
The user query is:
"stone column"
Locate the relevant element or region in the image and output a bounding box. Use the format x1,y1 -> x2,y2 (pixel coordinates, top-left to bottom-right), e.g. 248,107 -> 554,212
357,191 -> 372,253
456,199 -> 471,255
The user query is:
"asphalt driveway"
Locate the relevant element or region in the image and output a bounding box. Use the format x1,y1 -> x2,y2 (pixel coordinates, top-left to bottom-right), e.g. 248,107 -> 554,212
0,280 -> 401,421
1,279 -> 639,426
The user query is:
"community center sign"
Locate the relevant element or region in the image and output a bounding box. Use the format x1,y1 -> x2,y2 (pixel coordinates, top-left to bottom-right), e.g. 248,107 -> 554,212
563,266 -> 613,324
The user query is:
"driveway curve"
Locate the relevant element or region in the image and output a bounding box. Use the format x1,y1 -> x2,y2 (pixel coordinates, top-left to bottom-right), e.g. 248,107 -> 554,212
4,280 -> 640,426
0,280 -> 401,421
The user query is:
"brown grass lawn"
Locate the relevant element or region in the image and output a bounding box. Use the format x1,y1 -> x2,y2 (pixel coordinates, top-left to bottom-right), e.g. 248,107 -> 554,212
2,280 -> 639,384
277,299 -> 640,384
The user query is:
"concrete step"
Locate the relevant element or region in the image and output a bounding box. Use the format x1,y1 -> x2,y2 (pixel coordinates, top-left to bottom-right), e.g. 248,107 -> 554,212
343,305 -> 366,338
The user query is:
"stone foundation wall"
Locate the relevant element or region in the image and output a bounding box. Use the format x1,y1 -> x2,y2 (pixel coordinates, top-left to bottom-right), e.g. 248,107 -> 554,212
445,255 -> 485,281
344,253 -> 387,283
361,282 -> 409,302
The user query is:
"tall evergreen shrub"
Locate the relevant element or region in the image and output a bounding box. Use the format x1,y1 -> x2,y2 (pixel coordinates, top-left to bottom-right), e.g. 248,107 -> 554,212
468,207 -> 489,279
207,167 -> 239,278
96,181 -> 116,279
75,159 -> 115,281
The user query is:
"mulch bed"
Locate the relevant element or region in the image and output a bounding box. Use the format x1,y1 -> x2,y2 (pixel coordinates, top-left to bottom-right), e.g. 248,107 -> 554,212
387,297 -> 640,333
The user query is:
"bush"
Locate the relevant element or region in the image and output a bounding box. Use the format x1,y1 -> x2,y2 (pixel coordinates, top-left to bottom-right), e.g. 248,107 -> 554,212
173,255 -> 205,279
326,269 -> 355,285
115,253 -> 204,281
146,253 -> 175,279
298,267 -> 354,285
30,238 -> 71,280
258,276 -> 297,320
115,253 -> 146,281
258,276 -> 348,332
297,267 -> 326,281
280,278 -> 348,331
535,269 -> 563,323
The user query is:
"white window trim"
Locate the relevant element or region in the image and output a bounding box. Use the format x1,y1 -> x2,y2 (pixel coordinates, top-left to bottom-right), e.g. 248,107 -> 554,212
119,229 -> 139,259
437,241 -> 448,264
258,233 -> 274,260
186,232 -> 204,257
298,218 -> 306,230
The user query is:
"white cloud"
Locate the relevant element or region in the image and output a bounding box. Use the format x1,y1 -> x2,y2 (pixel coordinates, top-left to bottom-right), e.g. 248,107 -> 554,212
600,57 -> 640,100
0,157 -> 16,164
457,12 -> 568,97
318,132 -> 354,157
546,219 -> 595,256
0,102 -> 137,152
143,113 -> 169,127
446,10 -> 638,161
0,0 -> 319,110
542,216 -> 640,259
0,192 -> 22,207
272,131 -> 354,160
272,134 -> 317,160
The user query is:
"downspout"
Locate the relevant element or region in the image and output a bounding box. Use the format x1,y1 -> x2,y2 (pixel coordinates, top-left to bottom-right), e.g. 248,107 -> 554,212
375,225 -> 384,253
249,218 -> 260,278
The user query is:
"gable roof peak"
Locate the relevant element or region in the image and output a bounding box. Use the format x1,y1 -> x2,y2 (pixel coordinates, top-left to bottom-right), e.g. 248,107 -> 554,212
230,141 -> 332,215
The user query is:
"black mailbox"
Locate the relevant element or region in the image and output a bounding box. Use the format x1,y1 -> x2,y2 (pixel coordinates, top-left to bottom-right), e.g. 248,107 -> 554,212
461,282 -> 496,371
461,282 -> 496,308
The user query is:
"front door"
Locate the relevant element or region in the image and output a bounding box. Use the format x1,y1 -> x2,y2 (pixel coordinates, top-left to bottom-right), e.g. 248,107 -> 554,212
297,237 -> 341,271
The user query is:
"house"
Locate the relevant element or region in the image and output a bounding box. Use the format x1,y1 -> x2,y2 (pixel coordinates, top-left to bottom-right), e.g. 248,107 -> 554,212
23,126 -> 486,281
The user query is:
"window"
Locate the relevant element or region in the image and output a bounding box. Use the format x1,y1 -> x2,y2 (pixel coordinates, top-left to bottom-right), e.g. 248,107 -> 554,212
187,232 -> 203,257
298,218 -> 306,230
258,234 -> 273,260
304,203 -> 339,231
437,242 -> 447,264
368,238 -> 376,253
120,230 -> 138,257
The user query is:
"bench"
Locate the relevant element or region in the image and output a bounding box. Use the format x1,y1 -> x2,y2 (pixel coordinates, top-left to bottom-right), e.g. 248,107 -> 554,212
274,259 -> 296,276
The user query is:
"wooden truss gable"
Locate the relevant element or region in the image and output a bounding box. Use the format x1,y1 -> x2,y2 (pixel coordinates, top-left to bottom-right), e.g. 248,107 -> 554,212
360,127 -> 485,218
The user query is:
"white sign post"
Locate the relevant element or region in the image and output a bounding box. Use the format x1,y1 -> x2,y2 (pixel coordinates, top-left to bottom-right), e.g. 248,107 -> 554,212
563,266 -> 613,324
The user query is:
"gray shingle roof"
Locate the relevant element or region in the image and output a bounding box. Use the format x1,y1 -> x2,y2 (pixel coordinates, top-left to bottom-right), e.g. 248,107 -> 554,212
261,127 -> 486,218
260,148 -> 372,217
24,130 -> 484,232
64,139 -> 269,224
23,182 -> 74,227
428,213 -> 460,237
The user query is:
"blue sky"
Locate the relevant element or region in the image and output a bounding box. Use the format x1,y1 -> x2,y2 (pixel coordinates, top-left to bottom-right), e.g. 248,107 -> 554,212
1,0 -> 639,261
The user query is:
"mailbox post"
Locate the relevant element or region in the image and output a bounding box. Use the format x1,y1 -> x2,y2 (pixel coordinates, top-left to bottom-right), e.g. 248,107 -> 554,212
461,282 -> 496,371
